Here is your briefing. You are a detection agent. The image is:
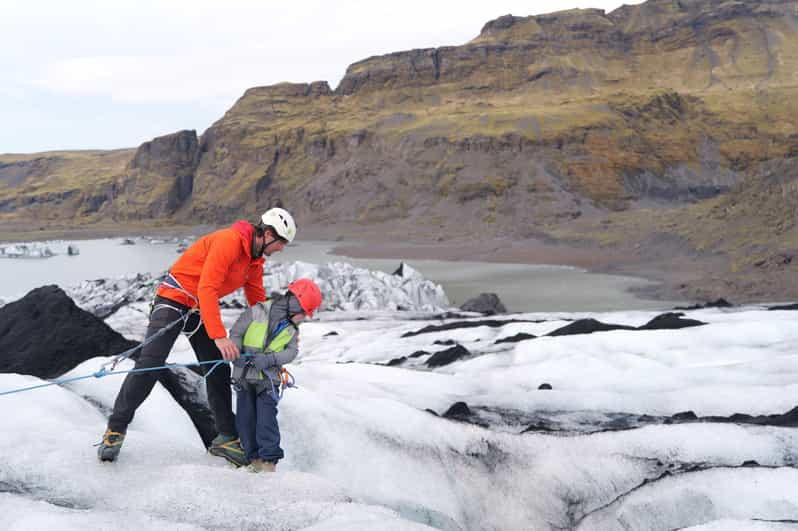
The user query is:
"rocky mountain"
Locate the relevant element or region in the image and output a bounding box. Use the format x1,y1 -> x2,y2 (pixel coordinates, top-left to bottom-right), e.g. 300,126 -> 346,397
0,0 -> 796,300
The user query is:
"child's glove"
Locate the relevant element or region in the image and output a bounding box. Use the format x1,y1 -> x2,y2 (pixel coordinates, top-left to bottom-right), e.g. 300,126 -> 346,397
252,353 -> 277,371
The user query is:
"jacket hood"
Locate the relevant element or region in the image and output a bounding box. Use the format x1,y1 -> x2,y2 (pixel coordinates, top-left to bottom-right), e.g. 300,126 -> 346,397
231,220 -> 255,259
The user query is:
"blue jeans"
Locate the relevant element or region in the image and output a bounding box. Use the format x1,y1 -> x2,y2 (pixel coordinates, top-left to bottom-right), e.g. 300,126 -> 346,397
236,383 -> 284,463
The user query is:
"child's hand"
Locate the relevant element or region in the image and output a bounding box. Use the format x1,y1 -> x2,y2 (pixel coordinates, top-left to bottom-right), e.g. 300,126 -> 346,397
253,354 -> 277,371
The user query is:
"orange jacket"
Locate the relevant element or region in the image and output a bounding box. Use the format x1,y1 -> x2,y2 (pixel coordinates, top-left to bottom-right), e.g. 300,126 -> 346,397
157,221 -> 266,339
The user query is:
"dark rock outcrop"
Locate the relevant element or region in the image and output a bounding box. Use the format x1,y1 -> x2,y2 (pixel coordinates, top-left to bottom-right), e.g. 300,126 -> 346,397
768,303 -> 798,311
443,401 -> 473,420
538,383 -> 553,390
669,410 -> 699,422
460,293 -> 507,315
495,333 -> 537,344
547,318 -> 636,337
675,298 -> 733,310
426,344 -> 471,368
638,312 -> 706,330
440,401 -> 489,427
386,356 -> 407,366
702,406 -> 798,427
402,319 -> 543,338
0,285 -> 138,378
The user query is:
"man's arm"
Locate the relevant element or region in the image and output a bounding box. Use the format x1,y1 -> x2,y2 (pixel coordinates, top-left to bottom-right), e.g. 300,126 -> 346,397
196,234 -> 240,340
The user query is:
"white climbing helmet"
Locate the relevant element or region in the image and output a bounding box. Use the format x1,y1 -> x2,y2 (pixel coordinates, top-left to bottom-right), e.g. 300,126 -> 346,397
260,207 -> 296,243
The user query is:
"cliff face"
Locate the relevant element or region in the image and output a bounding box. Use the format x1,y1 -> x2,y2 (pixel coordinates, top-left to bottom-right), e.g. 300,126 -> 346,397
0,149 -> 132,222
1,0 -> 797,299
175,0 -> 798,229
111,130 -> 200,219
339,0 -> 798,95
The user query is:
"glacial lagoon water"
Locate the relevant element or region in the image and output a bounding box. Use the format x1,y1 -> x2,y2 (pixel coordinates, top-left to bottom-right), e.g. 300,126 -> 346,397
0,238 -> 678,312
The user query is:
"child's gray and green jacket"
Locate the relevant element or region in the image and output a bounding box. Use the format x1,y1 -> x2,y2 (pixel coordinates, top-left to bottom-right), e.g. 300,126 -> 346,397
230,295 -> 298,394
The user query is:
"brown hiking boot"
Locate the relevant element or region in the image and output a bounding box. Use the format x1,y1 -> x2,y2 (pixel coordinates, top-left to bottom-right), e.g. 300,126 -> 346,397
248,458 -> 276,473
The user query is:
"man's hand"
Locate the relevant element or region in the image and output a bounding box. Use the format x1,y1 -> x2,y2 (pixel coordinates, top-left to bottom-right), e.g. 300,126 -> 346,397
215,337 -> 240,361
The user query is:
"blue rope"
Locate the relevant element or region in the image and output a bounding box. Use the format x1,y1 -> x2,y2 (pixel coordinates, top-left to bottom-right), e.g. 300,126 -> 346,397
0,354 -> 297,399
101,312 -> 187,373
0,357 -> 235,397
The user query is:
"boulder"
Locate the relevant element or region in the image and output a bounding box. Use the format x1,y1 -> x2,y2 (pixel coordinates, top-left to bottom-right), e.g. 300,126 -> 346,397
768,303 -> 798,311
0,285 -> 138,378
495,333 -> 537,344
675,298 -> 733,310
460,293 -> 507,315
547,318 -> 635,337
638,312 -> 706,330
443,401 -> 472,419
426,344 -> 471,368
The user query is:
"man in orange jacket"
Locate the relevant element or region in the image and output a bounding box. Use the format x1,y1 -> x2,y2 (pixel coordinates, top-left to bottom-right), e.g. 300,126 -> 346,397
97,207 -> 297,467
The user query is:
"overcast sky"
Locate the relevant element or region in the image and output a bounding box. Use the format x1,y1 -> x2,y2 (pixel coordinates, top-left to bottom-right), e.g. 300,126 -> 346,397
1,0 -> 643,154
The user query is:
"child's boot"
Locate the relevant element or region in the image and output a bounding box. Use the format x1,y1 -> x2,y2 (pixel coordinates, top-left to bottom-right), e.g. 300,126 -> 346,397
249,458 -> 276,473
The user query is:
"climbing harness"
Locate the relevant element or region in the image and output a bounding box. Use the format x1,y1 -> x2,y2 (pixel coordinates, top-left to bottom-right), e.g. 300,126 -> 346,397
98,271 -> 203,375
235,313 -> 298,401
160,272 -> 198,305
275,367 -> 297,400
156,272 -> 203,338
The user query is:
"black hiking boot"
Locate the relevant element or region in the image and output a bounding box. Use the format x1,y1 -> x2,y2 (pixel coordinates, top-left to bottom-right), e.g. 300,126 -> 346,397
97,429 -> 125,462
208,433 -> 248,467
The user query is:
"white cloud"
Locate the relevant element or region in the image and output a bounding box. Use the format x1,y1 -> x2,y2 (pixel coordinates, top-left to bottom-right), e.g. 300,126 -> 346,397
2,0 -> 644,151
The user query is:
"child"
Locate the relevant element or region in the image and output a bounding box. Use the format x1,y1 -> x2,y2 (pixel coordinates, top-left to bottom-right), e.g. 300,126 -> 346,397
230,278 -> 322,472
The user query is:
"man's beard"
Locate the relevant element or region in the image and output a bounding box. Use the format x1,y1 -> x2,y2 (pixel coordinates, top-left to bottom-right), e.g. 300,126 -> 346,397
252,237 -> 266,259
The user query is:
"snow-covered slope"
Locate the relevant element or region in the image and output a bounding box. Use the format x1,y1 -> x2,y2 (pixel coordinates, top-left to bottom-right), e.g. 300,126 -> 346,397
1,280 -> 798,529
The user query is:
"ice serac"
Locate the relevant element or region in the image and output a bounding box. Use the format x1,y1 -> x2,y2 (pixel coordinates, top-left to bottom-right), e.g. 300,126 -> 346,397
62,261 -> 451,316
